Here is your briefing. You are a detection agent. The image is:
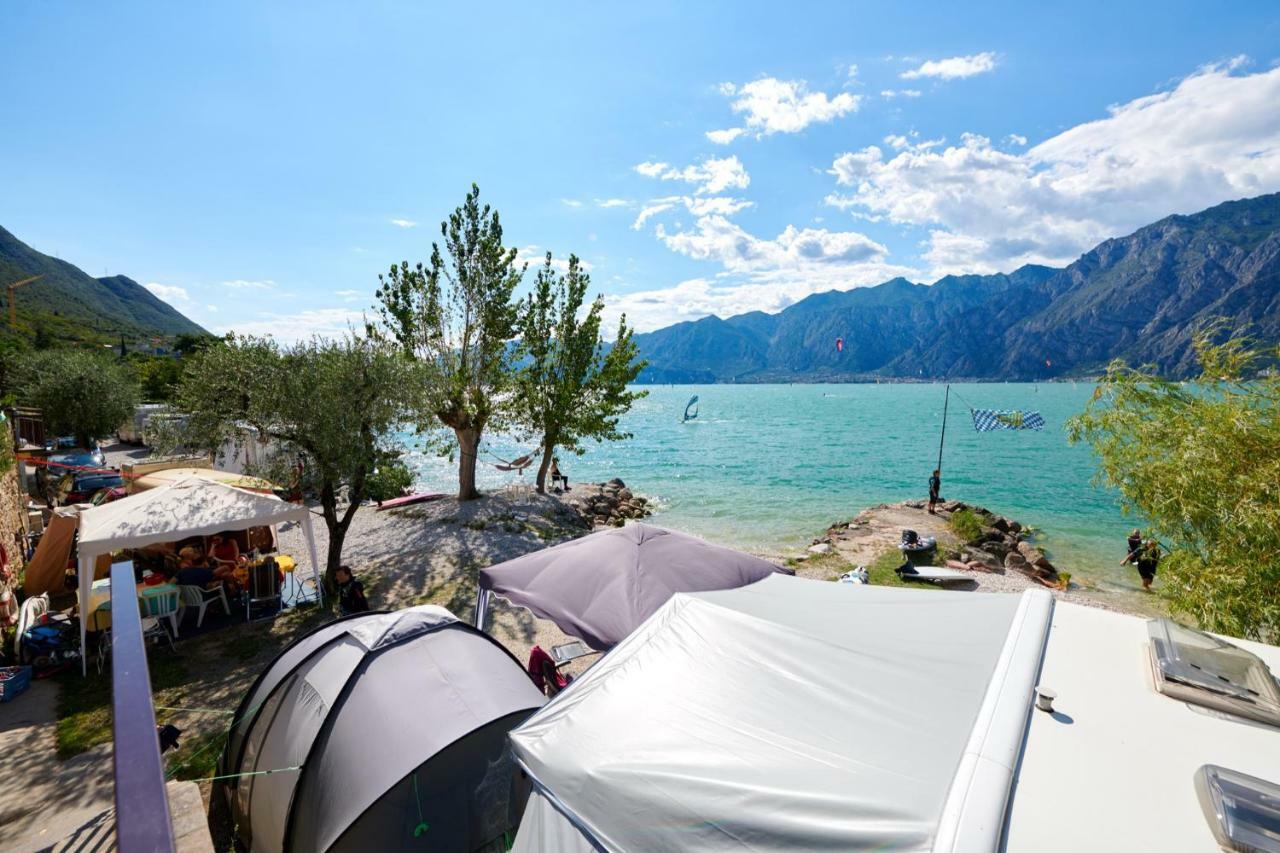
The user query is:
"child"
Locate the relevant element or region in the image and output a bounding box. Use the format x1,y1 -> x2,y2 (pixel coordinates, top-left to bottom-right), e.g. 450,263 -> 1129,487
334,565 -> 370,615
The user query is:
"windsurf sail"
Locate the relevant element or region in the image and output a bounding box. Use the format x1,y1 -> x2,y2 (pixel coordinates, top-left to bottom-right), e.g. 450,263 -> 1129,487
682,395 -> 699,422
970,408 -> 1046,432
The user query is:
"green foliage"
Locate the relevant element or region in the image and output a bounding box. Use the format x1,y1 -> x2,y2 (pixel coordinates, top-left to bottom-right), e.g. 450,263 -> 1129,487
173,332 -> 219,356
172,334 -> 418,585
128,353 -> 183,401
1067,330 -> 1280,639
949,508 -> 984,543
515,253 -> 647,491
365,451 -> 415,502
373,184 -> 523,500
16,348 -> 140,447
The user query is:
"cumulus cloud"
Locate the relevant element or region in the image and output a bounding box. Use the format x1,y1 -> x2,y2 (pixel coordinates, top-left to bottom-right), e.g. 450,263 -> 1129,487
223,279 -> 276,290
220,308 -> 367,343
334,289 -> 364,302
632,155 -> 750,194
515,245 -> 594,274
560,198 -> 583,208
901,52 -> 997,80
595,198 -> 631,208
388,217 -> 417,228
709,78 -> 861,143
826,60 -> 1280,274
631,196 -> 754,230
880,89 -> 922,99
144,282 -> 189,304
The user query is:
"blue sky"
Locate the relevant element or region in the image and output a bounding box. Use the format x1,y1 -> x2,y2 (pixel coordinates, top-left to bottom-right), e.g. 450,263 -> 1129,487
4,1 -> 1280,339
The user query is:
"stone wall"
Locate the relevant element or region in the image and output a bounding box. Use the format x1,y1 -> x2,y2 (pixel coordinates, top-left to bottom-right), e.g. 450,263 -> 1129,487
0,432 -> 27,629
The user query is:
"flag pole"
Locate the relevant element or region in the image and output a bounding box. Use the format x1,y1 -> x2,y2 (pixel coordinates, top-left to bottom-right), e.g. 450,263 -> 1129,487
936,384 -> 950,475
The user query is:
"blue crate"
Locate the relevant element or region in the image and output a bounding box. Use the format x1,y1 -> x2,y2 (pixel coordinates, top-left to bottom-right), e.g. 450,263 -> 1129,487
0,666 -> 32,702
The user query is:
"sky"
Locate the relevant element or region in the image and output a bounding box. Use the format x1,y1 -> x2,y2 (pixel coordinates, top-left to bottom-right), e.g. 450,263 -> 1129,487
3,1 -> 1280,340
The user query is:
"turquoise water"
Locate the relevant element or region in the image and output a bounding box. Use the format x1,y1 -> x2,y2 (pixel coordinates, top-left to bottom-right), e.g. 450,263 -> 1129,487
401,383 -> 1148,598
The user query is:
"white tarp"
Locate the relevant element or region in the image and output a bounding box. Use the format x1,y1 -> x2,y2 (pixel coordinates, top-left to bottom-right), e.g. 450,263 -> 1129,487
74,477 -> 323,672
511,575 -> 1053,852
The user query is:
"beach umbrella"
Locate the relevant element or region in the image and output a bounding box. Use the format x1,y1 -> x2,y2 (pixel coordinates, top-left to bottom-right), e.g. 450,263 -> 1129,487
476,522 -> 791,650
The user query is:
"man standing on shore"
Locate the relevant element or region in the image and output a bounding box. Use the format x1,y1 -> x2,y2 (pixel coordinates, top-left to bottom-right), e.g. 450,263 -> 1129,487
928,469 -> 942,514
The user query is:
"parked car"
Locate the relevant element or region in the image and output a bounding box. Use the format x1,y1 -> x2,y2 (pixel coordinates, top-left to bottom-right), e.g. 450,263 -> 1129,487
44,436 -> 79,452
48,448 -> 107,470
64,471 -> 125,504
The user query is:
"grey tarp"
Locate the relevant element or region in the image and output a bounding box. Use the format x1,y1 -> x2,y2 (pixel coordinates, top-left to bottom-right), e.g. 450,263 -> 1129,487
222,605 -> 546,852
478,522 -> 790,650
511,577 -> 1055,852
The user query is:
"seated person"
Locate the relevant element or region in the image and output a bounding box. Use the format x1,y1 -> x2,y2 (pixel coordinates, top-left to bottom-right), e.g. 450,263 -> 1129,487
334,565 -> 370,615
549,457 -> 569,491
208,533 -> 240,568
174,546 -> 216,588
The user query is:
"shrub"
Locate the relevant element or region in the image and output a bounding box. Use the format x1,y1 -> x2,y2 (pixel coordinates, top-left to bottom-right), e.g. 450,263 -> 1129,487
949,508 -> 984,543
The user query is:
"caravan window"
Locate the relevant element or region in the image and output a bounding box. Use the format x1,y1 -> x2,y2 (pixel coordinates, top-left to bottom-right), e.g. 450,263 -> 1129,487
1147,618 -> 1280,728
1195,765 -> 1280,853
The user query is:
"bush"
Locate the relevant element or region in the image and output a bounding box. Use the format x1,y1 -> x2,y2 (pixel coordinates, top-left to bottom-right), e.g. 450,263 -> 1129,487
949,508 -> 984,543
365,454 -> 415,503
17,349 -> 140,447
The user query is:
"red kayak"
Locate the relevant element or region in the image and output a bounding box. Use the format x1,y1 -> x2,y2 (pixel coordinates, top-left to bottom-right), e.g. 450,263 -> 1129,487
376,491 -> 446,511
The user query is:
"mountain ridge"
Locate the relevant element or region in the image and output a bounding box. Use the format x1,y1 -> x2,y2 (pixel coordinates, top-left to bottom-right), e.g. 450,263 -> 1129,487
633,193 -> 1280,381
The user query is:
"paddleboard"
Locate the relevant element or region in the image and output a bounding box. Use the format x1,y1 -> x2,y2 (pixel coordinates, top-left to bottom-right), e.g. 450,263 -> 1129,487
376,491 -> 445,511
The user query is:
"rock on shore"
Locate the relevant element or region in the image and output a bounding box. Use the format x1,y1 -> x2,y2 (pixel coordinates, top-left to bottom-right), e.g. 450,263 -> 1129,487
559,478 -> 652,528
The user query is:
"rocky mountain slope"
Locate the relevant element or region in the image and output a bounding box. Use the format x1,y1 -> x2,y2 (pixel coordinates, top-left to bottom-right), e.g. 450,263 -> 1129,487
634,193 -> 1280,381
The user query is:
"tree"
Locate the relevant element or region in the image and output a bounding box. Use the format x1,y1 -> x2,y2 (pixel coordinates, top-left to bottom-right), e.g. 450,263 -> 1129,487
373,184 -> 523,500
128,354 -> 183,401
515,253 -> 646,492
1067,331 -> 1280,640
16,349 -> 140,447
172,334 -> 418,589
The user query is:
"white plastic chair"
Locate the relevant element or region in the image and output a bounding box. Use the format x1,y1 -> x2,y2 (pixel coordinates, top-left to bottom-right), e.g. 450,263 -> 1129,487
179,583 -> 231,628
139,585 -> 181,644
14,593 -> 50,660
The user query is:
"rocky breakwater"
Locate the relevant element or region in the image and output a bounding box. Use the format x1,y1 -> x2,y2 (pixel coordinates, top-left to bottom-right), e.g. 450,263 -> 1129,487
924,500 -> 1063,587
560,478 -> 652,528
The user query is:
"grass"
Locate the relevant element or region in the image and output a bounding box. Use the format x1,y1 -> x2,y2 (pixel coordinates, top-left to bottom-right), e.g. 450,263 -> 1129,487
796,547 -> 944,591
55,653 -> 189,759
949,508 -> 984,543
165,729 -> 230,782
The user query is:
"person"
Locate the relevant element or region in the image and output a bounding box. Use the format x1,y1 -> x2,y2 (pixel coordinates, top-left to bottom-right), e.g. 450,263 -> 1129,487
174,546 -> 216,588
334,565 -> 369,615
1121,529 -> 1142,565
208,533 -> 240,568
550,457 -> 569,492
1122,538 -> 1161,591
927,469 -> 942,514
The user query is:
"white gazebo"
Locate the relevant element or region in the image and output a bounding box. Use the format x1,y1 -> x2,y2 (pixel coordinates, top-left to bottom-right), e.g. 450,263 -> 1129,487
75,476 -> 324,672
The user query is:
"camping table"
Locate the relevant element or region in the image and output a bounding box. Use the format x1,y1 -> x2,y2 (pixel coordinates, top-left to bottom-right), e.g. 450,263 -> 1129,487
86,578 -> 179,631
551,641 -> 595,667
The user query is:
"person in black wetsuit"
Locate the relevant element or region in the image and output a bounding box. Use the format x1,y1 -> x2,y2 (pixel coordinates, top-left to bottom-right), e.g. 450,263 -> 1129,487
1121,529 -> 1142,565
1121,538 -> 1160,591
334,565 -> 370,615
928,469 -> 942,514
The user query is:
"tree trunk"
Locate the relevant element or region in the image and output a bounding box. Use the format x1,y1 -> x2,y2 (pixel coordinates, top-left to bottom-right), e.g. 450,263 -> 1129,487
318,479 -> 355,596
535,442 -> 554,494
455,426 -> 481,501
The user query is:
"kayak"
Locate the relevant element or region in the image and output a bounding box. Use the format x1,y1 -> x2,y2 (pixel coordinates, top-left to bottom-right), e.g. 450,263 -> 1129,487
376,491 -> 446,511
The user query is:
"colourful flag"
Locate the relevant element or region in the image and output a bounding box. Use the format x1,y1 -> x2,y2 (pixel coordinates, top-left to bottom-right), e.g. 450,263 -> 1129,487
970,409 -> 1045,432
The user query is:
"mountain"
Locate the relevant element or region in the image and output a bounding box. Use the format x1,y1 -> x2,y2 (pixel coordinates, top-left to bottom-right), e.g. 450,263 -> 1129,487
0,225 -> 206,345
634,193 -> 1280,381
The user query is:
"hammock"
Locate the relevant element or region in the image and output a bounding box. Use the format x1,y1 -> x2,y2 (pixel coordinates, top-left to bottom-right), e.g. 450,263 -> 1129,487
493,453 -> 535,472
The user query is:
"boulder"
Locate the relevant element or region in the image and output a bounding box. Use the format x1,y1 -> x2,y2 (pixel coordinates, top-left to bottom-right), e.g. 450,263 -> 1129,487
618,488 -> 634,502
965,547 -> 1001,569
1008,519 -> 1023,535
990,516 -> 1011,534
1017,541 -> 1043,561
1004,552 -> 1030,572
808,542 -> 833,555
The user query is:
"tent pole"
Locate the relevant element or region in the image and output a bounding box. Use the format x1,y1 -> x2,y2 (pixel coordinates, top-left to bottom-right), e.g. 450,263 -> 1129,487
300,514 -> 325,606
78,554 -> 93,675
936,383 -> 950,476
473,589 -> 489,629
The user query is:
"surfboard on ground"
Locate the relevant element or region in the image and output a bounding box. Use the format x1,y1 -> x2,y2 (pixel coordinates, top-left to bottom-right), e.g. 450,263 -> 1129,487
895,564 -> 975,587
376,491 -> 446,511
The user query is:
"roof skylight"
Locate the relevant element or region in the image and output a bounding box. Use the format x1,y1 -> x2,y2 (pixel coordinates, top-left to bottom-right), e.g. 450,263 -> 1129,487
1148,618 -> 1280,728
1195,765 -> 1280,853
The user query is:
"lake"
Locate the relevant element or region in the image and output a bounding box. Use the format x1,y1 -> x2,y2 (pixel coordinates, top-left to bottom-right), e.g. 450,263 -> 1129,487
400,383 -> 1151,605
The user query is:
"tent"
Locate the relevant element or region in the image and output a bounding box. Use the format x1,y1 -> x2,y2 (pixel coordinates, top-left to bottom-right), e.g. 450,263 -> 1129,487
73,476 -> 324,672
476,523 -> 791,650
24,505 -> 111,596
220,605 -> 547,852
128,466 -> 275,494
509,575 -> 1054,852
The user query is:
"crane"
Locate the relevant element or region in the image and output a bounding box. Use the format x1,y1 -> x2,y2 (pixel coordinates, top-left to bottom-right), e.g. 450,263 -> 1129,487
5,275 -> 41,329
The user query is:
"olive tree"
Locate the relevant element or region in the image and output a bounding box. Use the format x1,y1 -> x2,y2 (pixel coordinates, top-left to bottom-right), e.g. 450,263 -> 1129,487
172,334 -> 418,588
373,184 -> 523,500
17,348 -> 140,447
515,253 -> 646,492
1067,331 -> 1280,639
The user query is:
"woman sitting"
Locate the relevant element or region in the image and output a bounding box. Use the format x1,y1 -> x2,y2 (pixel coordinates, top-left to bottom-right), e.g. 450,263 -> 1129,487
208,533 -> 241,568
175,545 -> 239,593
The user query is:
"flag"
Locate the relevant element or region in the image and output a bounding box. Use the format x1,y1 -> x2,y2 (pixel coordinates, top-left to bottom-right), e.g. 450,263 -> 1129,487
970,408 -> 1046,432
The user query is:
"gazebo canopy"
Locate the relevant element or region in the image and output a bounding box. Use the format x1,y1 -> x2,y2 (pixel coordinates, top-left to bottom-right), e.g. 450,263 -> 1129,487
477,522 -> 791,651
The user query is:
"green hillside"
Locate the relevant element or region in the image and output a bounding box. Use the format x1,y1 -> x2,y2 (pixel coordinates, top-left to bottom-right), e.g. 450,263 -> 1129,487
0,225 -> 207,347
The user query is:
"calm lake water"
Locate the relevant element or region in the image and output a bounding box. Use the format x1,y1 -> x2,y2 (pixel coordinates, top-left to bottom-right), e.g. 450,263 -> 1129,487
401,383 -> 1151,603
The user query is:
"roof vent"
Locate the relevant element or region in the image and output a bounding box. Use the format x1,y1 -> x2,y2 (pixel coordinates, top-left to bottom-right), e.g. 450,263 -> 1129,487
1147,618 -> 1280,728
1195,765 -> 1280,853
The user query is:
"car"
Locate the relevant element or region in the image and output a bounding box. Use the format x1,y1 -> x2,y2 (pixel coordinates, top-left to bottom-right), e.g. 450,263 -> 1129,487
45,436 -> 79,452
48,448 -> 107,471
64,471 -> 125,504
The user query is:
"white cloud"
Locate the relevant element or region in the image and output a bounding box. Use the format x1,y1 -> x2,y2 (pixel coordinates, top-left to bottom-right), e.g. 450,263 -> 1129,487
631,196 -> 754,230
655,216 -> 889,273
223,279 -> 276,290
388,217 -> 417,228
595,198 -> 631,208
515,245 -> 594,274
632,155 -> 750,194
901,52 -> 997,80
334,289 -> 364,302
205,304 -> 219,313
705,127 -> 746,145
220,308 -> 367,343
560,198 -> 583,208
827,60 -> 1280,275
880,89 -> 922,99
1005,133 -> 1028,146
144,282 -> 189,303
711,78 -> 861,142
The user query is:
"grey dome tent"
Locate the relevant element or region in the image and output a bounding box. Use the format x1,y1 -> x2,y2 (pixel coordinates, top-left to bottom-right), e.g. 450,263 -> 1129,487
220,605 -> 546,852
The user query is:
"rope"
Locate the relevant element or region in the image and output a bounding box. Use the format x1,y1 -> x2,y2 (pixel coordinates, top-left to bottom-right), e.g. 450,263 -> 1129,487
183,765 -> 303,783
155,705 -> 236,715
